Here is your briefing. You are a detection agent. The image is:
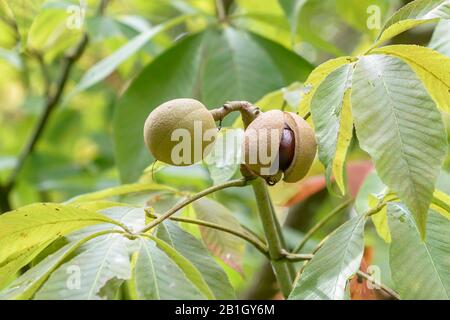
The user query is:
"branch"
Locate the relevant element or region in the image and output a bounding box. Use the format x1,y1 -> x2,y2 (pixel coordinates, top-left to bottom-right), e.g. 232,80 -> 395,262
145,209 -> 269,257
0,0 -> 111,213
280,251 -> 313,262
5,34 -> 89,192
293,198 -> 354,253
215,0 -> 227,22
0,186 -> 11,212
136,178 -> 249,233
210,101 -> 261,129
251,178 -> 294,298
356,270 -> 400,300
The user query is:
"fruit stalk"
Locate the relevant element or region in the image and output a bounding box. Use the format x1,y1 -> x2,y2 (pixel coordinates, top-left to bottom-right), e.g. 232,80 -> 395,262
210,101 -> 261,128
251,178 -> 293,298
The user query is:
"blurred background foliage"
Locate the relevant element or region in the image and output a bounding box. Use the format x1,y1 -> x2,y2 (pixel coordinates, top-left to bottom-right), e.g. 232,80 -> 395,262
0,0 -> 448,299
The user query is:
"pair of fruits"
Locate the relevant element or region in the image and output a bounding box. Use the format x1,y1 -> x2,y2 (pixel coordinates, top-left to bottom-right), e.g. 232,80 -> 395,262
143,98 -> 317,184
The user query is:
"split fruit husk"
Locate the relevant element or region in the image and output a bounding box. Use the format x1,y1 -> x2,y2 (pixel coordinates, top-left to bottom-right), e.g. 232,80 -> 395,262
243,110 -> 317,184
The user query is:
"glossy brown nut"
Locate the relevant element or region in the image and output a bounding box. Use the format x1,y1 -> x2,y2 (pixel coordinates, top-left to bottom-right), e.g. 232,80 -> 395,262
243,110 -> 317,184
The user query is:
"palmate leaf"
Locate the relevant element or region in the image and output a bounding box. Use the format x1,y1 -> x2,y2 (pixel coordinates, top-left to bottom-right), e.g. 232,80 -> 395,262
298,56 -> 355,116
34,233 -> 132,300
388,204 -> 450,299
0,230 -> 117,300
0,239 -> 54,290
113,26 -> 313,183
131,238 -> 204,300
157,221 -> 236,299
66,206 -> 145,243
375,0 -> 450,46
429,20 -> 450,56
311,64 -> 354,195
0,203 -> 122,286
150,235 -> 215,299
351,54 -> 447,237
372,45 -> 450,113
289,215 -> 366,300
30,208 -> 144,300
191,198 -> 246,273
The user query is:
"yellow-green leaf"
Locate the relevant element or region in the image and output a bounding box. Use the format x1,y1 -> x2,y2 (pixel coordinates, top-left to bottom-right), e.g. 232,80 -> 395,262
311,64 -> 354,195
369,194 -> 391,243
332,90 -> 353,194
374,0 -> 450,47
298,56 -> 356,116
68,201 -> 129,212
372,45 -> 450,113
0,240 -> 53,290
149,235 -> 214,300
432,190 -> 450,219
351,55 -> 447,238
66,183 -> 177,203
0,203 -> 120,272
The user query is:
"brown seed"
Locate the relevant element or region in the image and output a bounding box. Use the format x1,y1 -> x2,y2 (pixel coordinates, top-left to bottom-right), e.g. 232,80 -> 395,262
279,127 -> 295,171
243,110 -> 317,184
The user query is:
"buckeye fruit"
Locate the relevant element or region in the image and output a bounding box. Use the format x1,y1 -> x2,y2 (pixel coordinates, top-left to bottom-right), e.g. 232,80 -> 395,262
144,98 -> 217,166
243,110 -> 317,183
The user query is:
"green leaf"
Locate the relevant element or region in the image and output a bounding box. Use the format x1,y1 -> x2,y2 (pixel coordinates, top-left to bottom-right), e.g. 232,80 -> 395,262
204,129 -> 243,185
192,198 -> 246,273
72,14 -> 194,95
66,183 -> 177,203
0,230 -> 117,300
375,0 -> 450,46
278,0 -> 308,40
149,235 -> 214,299
6,0 -> 45,46
67,207 -> 145,243
157,221 -> 236,299
27,8 -> 80,60
113,27 -> 313,183
132,238 -> 204,300
311,64 -> 354,195
298,56 -> 355,115
336,0 -> 390,37
289,215 -> 366,300
0,239 -> 54,290
0,203 -> 121,284
34,234 -> 132,300
388,203 -> 450,299
351,54 -> 447,238
372,45 -> 450,113
430,20 -> 450,56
